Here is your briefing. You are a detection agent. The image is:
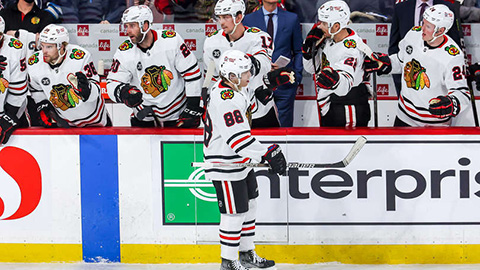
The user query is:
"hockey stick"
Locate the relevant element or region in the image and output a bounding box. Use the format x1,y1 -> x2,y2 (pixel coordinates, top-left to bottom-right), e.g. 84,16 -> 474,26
201,60 -> 216,105
192,136 -> 367,169
312,34 -> 326,125
372,72 -> 378,127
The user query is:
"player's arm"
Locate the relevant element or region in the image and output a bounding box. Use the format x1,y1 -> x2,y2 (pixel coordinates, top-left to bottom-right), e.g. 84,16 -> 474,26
248,31 -> 273,78
72,52 -> 101,103
302,23 -> 323,75
202,39 -> 219,84
175,35 -> 204,128
316,50 -> 359,96
428,57 -> 471,119
106,52 -> 143,108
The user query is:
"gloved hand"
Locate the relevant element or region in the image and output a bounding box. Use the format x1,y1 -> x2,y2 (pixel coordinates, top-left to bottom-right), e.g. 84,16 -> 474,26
0,114 -> 18,144
428,95 -> 460,118
468,62 -> 480,77
302,23 -> 324,60
364,52 -> 392,75
36,100 -> 57,128
248,54 -> 260,76
115,84 -> 143,107
74,72 -> 91,101
262,144 -> 287,176
316,67 -> 340,90
255,86 -> 273,105
176,97 -> 205,128
0,55 -> 7,76
263,67 -> 296,90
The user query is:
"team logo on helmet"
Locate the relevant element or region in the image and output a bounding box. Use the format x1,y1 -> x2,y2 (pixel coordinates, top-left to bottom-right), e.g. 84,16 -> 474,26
445,45 -> 460,56
140,65 -> 174,97
161,30 -> 176,38
207,29 -> 219,37
8,38 -> 23,49
343,39 -> 357,49
69,48 -> 85,60
49,84 -> 81,111
246,27 -> 260,33
220,89 -> 234,100
0,78 -> 8,94
412,26 -> 422,31
404,59 -> 430,91
31,16 -> 40,25
28,53 -> 39,65
119,40 -> 133,51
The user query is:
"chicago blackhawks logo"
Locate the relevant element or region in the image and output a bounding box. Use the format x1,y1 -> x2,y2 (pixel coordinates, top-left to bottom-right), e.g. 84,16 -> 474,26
246,27 -> 260,33
343,39 -> 357,49
321,52 -> 330,69
162,30 -> 176,38
207,30 -> 219,37
445,45 -> 460,56
412,26 -> 422,31
140,65 -> 174,97
49,83 -> 81,111
119,40 -> 133,51
220,89 -> 234,100
8,38 -> 23,49
28,53 -> 39,65
404,58 -> 430,91
0,78 -> 9,94
69,49 -> 85,60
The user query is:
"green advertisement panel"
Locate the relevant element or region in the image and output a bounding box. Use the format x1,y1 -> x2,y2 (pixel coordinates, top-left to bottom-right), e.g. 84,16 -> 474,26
161,142 -> 219,225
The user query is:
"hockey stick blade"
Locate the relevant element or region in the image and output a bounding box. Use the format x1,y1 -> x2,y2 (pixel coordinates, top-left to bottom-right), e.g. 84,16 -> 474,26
192,136 -> 367,169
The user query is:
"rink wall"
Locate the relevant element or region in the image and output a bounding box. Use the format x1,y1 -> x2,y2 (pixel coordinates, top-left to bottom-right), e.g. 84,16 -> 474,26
1,128 -> 480,264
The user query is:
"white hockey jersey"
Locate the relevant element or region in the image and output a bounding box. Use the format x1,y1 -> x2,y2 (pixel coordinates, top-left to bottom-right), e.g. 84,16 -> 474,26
390,27 -> 471,126
0,35 -> 27,117
303,29 -> 367,116
107,30 -> 202,122
203,80 -> 266,181
203,27 -> 274,119
28,44 -> 109,127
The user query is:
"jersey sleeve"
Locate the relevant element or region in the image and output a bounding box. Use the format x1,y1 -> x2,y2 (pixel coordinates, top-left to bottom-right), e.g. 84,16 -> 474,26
80,52 -> 101,103
248,30 -> 273,79
330,48 -> 359,96
211,91 -> 265,162
444,56 -> 471,112
391,30 -> 415,74
106,49 -> 133,102
174,33 -> 202,97
6,44 -> 27,108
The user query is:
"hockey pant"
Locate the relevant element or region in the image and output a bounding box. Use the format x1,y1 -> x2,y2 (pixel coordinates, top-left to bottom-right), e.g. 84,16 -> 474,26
321,102 -> 371,127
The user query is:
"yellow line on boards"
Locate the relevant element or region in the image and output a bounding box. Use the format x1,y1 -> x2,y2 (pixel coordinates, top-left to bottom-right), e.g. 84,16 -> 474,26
0,244 -> 82,263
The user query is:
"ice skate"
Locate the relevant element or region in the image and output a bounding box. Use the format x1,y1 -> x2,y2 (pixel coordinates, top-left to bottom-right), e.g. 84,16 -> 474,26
239,250 -> 275,269
220,258 -> 249,270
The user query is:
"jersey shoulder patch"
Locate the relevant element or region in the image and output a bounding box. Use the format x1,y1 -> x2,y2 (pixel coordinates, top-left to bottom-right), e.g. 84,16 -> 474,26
445,44 -> 460,56
69,48 -> 86,60
411,26 -> 422,31
343,39 -> 357,49
220,89 -> 235,100
161,29 -> 177,38
246,27 -> 261,34
28,52 -> 40,66
207,29 -> 219,37
8,38 -> 23,49
119,40 -> 134,51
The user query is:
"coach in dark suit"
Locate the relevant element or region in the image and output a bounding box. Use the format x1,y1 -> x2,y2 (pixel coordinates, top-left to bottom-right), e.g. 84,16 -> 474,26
244,0 -> 303,127
388,0 -> 463,96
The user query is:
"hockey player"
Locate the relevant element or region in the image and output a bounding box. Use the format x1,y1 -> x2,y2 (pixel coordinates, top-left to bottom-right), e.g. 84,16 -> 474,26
106,5 -> 204,128
0,16 -> 27,143
204,49 -> 286,270
302,0 -> 371,127
366,4 -> 472,126
203,0 -> 293,128
28,24 -> 110,127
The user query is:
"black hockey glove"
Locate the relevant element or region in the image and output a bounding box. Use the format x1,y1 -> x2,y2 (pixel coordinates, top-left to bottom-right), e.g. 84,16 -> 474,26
115,84 -> 143,108
36,100 -> 57,128
0,113 -> 19,144
74,72 -> 91,101
302,23 -> 324,60
176,97 -> 205,128
248,54 -> 261,76
262,144 -> 287,176
0,55 -> 6,76
316,67 -> 340,90
364,52 -> 392,75
263,67 -> 296,90
428,95 -> 460,119
255,86 -> 273,105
